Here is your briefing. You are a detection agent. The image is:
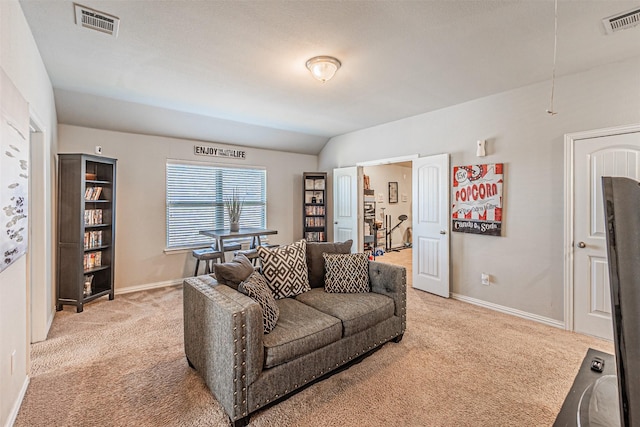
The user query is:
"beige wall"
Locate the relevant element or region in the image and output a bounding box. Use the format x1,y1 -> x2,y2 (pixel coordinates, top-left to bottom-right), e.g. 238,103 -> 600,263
319,56 -> 640,324
0,0 -> 58,425
58,125 -> 318,292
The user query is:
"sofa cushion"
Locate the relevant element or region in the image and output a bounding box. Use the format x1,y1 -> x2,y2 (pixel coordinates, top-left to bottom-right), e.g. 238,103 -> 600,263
306,239 -> 353,288
258,240 -> 310,299
238,272 -> 279,334
262,298 -> 341,368
295,288 -> 394,337
213,254 -> 254,290
323,253 -> 370,293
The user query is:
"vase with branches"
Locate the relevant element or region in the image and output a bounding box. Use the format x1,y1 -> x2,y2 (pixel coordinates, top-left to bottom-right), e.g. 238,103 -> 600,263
225,188 -> 244,232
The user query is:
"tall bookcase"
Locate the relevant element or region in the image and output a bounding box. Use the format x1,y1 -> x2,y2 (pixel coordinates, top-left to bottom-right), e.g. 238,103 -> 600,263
303,172 -> 327,242
56,154 -> 117,313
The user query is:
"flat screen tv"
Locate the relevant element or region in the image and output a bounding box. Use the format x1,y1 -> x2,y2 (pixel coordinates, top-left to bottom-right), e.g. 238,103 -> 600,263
602,176 -> 640,427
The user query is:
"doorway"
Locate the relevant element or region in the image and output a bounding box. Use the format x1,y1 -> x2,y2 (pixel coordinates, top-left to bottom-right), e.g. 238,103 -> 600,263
28,115 -> 53,343
333,153 -> 450,297
564,124 -> 640,340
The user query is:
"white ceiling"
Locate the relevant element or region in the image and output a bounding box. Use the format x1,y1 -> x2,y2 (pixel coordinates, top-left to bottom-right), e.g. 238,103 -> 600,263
19,0 -> 640,155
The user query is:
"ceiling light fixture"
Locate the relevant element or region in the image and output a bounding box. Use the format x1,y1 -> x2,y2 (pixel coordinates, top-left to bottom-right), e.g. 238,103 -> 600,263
306,56 -> 341,83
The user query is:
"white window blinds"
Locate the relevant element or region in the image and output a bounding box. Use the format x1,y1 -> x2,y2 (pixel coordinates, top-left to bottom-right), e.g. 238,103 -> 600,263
166,161 -> 266,249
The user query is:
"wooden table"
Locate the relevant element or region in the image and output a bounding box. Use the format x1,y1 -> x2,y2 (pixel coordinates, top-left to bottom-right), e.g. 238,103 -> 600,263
199,227 -> 278,253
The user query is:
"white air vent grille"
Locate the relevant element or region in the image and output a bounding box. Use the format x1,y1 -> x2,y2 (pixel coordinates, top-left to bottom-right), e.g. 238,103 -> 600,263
602,7 -> 640,34
74,4 -> 119,38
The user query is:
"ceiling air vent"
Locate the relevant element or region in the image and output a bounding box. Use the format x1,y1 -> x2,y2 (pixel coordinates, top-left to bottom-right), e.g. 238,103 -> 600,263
602,7 -> 640,34
74,4 -> 119,38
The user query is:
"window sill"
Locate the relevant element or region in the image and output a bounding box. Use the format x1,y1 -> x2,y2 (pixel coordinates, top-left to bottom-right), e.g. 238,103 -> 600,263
164,237 -> 270,254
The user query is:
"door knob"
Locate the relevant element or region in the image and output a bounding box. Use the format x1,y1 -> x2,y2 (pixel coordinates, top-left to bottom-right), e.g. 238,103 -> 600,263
440,230 -> 446,235
577,241 -> 586,248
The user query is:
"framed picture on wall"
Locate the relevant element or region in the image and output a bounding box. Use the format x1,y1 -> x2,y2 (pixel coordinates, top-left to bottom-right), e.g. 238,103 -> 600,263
388,182 -> 398,203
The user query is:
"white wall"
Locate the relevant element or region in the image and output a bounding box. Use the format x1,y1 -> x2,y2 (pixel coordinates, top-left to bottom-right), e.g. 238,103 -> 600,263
363,164 -> 412,249
58,125 -> 318,292
0,1 -> 58,425
319,56 -> 640,323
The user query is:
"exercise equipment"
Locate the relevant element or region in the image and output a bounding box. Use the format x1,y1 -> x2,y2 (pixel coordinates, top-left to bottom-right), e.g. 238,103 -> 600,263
386,214 -> 408,251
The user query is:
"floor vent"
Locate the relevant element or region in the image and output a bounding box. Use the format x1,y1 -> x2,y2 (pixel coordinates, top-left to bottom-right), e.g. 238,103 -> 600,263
74,4 -> 119,38
602,7 -> 640,34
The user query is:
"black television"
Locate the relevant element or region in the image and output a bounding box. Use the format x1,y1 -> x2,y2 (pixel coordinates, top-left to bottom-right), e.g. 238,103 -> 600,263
601,176 -> 640,427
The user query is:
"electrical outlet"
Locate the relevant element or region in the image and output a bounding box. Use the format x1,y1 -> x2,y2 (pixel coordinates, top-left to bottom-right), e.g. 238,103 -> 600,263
481,273 -> 490,286
11,350 -> 16,374
95,145 -> 103,154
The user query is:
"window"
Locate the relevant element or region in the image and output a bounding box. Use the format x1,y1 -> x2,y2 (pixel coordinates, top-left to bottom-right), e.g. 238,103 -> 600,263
166,161 -> 266,249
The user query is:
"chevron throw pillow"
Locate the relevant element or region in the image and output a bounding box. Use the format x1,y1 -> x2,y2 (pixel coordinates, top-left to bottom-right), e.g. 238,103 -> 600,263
323,253 -> 370,293
238,271 -> 279,333
258,239 -> 310,299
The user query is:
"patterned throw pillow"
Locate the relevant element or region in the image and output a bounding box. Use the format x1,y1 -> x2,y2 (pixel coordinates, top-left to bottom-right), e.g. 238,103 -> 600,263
306,240 -> 353,288
257,240 -> 310,299
323,253 -> 370,293
238,272 -> 279,334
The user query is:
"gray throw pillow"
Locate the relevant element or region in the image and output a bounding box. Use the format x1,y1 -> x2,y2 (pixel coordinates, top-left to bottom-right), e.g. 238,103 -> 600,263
323,252 -> 370,293
213,254 -> 254,290
258,240 -> 310,299
306,240 -> 353,288
238,272 -> 279,334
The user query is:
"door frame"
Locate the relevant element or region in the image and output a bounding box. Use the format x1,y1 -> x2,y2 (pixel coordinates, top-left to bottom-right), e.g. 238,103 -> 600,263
356,154 -> 419,251
563,123 -> 640,333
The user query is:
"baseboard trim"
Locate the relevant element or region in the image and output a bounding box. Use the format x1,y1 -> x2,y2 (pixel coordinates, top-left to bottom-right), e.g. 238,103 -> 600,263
6,376 -> 29,427
451,293 -> 565,329
115,279 -> 183,295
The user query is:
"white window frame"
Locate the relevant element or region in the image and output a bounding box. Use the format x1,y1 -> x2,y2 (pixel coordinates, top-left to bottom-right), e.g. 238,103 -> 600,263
166,159 -> 267,250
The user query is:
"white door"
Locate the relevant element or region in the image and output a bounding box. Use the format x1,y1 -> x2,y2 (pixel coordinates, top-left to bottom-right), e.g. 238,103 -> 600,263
412,154 -> 450,297
333,166 -> 362,252
573,131 -> 640,340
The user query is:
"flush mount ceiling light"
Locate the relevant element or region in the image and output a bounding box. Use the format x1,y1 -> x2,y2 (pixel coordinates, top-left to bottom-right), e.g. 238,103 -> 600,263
306,56 -> 341,83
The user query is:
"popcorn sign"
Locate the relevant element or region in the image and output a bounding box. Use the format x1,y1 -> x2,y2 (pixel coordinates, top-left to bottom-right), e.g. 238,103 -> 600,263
452,163 -> 504,236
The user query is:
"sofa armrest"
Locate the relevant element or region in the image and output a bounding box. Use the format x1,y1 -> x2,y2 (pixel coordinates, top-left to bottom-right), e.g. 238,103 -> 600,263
183,277 -> 264,423
369,261 -> 407,330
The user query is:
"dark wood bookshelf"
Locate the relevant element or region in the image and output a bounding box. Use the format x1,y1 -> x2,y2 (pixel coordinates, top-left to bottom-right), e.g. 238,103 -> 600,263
303,172 -> 327,242
56,154 -> 117,313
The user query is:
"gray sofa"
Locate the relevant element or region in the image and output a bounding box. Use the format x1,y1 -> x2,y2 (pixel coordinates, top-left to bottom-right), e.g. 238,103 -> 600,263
183,260 -> 406,427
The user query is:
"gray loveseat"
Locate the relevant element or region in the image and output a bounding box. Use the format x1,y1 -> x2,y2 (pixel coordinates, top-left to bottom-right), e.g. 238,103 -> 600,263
183,257 -> 406,427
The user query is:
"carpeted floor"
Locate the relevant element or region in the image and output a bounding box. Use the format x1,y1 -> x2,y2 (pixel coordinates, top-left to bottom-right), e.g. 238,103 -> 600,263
16,261 -> 612,426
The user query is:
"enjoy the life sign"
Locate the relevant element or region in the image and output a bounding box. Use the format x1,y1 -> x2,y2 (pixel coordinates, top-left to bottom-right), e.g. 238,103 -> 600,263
194,145 -> 246,160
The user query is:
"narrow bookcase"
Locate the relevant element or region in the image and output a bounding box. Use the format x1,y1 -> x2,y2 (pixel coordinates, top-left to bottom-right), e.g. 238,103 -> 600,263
303,172 -> 327,242
56,154 -> 117,313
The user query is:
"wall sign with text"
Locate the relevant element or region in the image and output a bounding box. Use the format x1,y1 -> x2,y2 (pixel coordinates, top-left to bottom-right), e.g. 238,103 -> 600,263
452,163 -> 504,236
194,145 -> 246,160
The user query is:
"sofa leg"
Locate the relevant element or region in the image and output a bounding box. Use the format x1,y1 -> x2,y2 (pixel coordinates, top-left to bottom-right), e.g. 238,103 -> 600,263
392,334 -> 404,343
232,415 -> 250,427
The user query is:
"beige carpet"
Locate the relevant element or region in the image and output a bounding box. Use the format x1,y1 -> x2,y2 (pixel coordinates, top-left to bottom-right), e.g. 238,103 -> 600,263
16,264 -> 612,426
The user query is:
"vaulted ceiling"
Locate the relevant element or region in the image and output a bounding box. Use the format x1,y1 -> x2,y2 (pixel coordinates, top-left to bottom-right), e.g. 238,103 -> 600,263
19,0 -> 640,154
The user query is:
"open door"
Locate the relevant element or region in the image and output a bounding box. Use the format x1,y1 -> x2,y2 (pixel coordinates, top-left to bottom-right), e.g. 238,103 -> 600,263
412,154 -> 450,297
333,166 -> 362,252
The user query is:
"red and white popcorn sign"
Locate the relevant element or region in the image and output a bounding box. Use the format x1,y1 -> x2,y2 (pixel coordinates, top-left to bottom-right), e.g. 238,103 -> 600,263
452,163 -> 504,236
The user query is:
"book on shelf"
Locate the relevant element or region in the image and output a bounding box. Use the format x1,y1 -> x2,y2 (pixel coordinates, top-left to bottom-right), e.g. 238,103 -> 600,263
305,205 -> 326,216
304,231 -> 326,242
84,187 -> 103,201
84,209 -> 104,225
84,231 -> 104,249
305,217 -> 325,227
83,251 -> 102,270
